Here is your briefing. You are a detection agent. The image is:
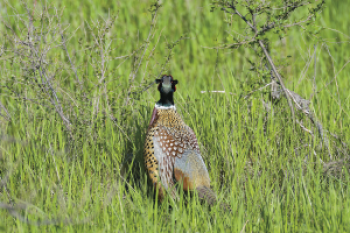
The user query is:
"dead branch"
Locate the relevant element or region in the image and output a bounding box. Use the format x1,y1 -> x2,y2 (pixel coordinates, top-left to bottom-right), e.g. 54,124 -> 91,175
0,100 -> 11,121
219,2 -> 337,160
59,25 -> 81,86
225,4 -> 296,122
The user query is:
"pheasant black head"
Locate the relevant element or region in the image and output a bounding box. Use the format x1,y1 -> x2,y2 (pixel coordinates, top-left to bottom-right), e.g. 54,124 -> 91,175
155,75 -> 178,107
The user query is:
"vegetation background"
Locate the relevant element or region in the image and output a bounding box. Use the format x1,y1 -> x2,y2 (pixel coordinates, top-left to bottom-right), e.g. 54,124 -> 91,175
0,0 -> 349,232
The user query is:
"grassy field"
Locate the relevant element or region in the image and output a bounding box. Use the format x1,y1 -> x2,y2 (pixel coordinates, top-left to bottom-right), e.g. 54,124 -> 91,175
0,0 -> 350,232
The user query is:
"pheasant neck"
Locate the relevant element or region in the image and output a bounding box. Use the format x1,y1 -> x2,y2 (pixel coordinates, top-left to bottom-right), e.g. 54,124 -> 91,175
156,91 -> 174,107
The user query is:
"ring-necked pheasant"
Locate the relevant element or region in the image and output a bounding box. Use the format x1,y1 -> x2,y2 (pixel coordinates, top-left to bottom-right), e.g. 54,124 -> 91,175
144,75 -> 221,207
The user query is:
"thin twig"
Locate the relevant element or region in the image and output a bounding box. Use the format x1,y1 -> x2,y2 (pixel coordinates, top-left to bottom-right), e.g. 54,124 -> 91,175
243,82 -> 273,99
200,90 -> 235,95
296,119 -> 314,136
313,44 -> 317,98
258,41 -> 296,122
0,100 -> 11,121
60,30 -> 81,85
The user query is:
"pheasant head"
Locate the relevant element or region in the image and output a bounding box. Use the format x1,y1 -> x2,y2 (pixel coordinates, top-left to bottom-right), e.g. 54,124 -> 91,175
155,75 -> 178,107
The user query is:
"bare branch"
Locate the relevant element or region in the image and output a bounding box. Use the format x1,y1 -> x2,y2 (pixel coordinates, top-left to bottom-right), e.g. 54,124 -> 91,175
225,3 -> 296,122
0,100 -> 11,121
259,40 -> 296,121
60,29 -> 81,86
258,14 -> 314,35
296,119 -> 314,136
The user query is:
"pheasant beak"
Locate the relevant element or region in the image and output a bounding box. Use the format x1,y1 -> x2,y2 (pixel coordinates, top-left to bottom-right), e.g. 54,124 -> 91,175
162,76 -> 172,91
156,75 -> 178,93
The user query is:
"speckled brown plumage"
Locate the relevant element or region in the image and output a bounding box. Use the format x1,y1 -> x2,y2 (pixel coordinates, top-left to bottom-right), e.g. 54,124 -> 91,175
144,107 -> 207,199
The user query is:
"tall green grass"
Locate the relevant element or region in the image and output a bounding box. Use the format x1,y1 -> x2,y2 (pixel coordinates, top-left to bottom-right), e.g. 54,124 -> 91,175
0,0 -> 350,232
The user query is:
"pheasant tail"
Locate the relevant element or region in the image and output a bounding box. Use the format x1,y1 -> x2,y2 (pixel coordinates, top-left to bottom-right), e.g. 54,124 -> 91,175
196,186 -> 231,211
196,186 -> 217,205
